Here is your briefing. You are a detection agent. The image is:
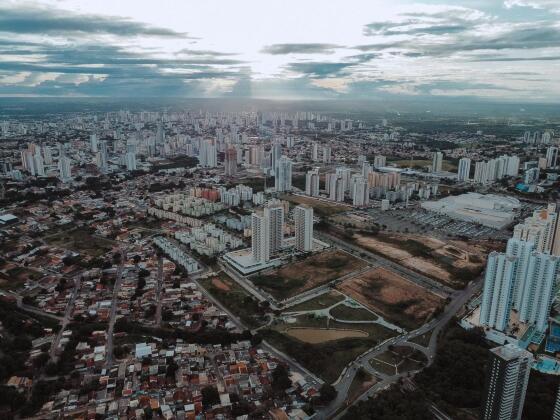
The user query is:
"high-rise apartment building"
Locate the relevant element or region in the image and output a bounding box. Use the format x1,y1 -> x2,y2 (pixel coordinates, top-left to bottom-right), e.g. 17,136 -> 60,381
90,133 -> 98,153
311,142 -> 319,161
373,155 -> 386,169
251,205 -> 284,263
553,384 -> 560,420
517,252 -> 559,332
199,139 -> 217,168
322,146 -> 332,163
274,156 -> 292,192
294,205 -> 313,252
432,151 -> 443,172
97,140 -> 108,172
546,146 -> 559,168
251,212 -> 269,263
513,205 -> 557,254
271,142 -> 282,174
224,146 -> 237,176
479,252 -> 517,332
58,154 -> 72,183
328,173 -> 345,202
335,167 -> 352,193
481,236 -> 558,334
481,344 -> 533,420
352,175 -> 369,207
305,168 -> 320,197
457,157 -> 471,181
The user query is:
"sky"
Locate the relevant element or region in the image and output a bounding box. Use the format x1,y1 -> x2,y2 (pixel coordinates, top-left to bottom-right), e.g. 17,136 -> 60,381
0,0 -> 559,102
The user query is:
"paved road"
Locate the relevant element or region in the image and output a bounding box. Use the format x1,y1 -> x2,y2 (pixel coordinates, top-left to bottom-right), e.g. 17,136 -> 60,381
8,293 -> 64,322
322,279 -> 480,419
49,277 -> 81,362
218,262 -> 281,310
155,256 -> 164,327
105,249 -> 127,368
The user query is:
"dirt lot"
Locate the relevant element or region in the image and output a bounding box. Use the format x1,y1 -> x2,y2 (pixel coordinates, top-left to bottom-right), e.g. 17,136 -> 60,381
352,232 -> 489,288
252,250 -> 367,300
336,267 -> 445,330
211,277 -> 231,291
285,327 -> 368,343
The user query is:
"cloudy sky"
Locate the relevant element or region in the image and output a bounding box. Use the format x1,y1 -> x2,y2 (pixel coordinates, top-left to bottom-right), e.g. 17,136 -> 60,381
0,0 -> 558,101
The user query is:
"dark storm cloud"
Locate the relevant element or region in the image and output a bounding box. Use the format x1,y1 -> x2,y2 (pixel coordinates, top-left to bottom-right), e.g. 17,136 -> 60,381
0,5 -> 188,37
261,43 -> 343,55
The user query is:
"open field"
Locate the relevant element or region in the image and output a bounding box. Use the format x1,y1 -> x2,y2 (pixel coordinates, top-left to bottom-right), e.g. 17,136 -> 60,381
252,250 -> 366,300
336,267 -> 445,330
279,193 -> 348,216
330,303 -> 378,321
285,327 -> 368,343
370,346 -> 427,375
262,329 -> 377,383
285,291 -> 345,312
199,273 -> 265,329
391,159 -> 457,172
45,228 -> 115,258
273,315 -> 397,342
352,232 -> 487,288
0,266 -> 43,290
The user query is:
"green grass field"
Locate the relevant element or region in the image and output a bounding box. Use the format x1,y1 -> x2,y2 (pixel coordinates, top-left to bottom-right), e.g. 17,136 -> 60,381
284,291 -> 345,312
330,304 -> 379,321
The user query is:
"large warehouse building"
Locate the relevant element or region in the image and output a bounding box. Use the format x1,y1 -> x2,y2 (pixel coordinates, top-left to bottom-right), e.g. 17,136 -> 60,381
421,192 -> 520,229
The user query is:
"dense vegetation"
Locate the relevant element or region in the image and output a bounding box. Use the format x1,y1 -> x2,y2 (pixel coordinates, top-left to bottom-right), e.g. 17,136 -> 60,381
415,325 -> 488,412
343,387 -> 432,420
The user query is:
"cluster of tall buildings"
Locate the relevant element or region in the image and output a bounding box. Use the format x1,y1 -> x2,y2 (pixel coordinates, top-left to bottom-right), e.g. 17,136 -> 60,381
473,155 -> 520,184
251,203 -> 313,263
480,204 -> 560,335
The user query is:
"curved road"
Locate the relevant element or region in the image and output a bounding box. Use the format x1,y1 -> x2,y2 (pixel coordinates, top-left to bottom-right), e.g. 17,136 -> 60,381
321,279 -> 480,419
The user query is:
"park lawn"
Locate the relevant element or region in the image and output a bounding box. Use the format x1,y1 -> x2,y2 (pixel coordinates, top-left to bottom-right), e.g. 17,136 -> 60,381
274,315 -> 397,343
329,303 -> 379,321
369,357 -> 397,376
284,291 -> 345,312
199,274 -> 265,329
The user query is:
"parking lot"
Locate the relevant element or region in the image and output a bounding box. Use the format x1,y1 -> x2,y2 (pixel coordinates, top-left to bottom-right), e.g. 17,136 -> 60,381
365,207 -> 510,241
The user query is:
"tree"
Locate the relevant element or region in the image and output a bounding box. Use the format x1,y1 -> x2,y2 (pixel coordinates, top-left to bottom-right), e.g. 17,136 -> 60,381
272,364 -> 292,392
201,385 -> 220,407
319,384 -> 337,403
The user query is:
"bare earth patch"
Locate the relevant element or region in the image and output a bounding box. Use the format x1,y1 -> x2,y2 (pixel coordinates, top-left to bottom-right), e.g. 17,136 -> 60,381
353,232 -> 488,288
336,267 -> 445,330
285,327 -> 368,344
211,278 -> 231,292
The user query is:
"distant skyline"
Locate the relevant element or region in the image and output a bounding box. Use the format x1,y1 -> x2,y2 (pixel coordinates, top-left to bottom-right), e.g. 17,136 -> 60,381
0,0 -> 559,102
